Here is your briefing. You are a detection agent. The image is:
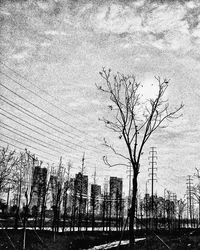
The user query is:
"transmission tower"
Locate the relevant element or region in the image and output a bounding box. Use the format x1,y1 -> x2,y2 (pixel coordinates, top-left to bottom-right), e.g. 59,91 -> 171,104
186,175 -> 193,221
148,147 -> 157,218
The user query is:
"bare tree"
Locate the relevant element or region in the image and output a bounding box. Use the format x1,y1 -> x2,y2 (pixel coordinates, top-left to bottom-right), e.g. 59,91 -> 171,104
97,68 -> 183,246
50,157 -> 66,233
0,147 -> 18,193
62,160 -> 72,232
177,199 -> 186,229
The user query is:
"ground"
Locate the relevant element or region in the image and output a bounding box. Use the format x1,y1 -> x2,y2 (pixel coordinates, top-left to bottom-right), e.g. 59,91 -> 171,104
0,229 -> 200,250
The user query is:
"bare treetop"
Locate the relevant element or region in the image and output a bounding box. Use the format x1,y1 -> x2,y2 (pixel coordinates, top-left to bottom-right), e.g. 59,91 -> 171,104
97,68 -> 183,169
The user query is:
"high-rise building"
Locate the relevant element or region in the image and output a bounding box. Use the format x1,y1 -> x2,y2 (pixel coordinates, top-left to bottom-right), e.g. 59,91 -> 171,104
91,184 -> 101,214
30,166 -> 47,209
74,172 -> 88,198
91,184 -> 101,197
110,177 -> 123,199
71,172 -> 89,214
49,175 -> 60,207
109,177 -> 123,217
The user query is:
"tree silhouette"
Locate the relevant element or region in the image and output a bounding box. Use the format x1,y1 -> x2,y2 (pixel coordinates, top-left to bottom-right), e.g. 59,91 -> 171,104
97,68 -> 183,246
0,147 -> 18,193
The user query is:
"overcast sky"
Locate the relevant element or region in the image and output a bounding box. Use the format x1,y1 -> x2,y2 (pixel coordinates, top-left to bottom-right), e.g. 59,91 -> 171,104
1,0 -> 200,197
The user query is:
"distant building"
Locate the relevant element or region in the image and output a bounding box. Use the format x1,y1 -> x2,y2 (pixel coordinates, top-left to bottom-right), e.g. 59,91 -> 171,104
74,172 -> 88,198
110,177 -> 123,199
70,172 -> 89,215
30,166 -> 47,210
109,177 -> 123,217
91,184 -> 101,198
90,184 -> 101,214
49,175 -> 59,207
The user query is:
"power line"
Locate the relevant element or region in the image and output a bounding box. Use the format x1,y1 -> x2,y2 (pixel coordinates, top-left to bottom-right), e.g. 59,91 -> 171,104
0,95 -> 102,155
0,59 -> 88,122
0,137 -> 108,173
0,138 -> 54,163
0,69 -> 102,144
0,79 -> 84,137
0,58 -> 102,144
0,107 -> 87,151
0,123 -> 87,162
0,133 -> 59,159
186,175 -> 193,221
148,146 -> 157,220
0,71 -> 85,133
0,112 -> 108,166
0,95 -> 70,135
0,133 -> 87,164
0,121 -> 71,154
0,111 -> 89,158
0,123 -> 62,155
0,80 -> 100,153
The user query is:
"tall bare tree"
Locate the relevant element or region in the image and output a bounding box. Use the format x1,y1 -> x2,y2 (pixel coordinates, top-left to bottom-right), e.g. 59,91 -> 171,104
97,68 -> 183,246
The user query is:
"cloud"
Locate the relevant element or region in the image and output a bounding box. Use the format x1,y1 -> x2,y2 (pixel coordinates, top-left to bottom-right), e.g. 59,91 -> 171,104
44,30 -> 67,36
1,0 -> 200,197
68,0 -> 200,54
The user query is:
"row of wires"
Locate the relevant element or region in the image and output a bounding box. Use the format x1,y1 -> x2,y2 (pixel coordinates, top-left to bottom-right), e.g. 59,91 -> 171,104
0,58 -> 116,174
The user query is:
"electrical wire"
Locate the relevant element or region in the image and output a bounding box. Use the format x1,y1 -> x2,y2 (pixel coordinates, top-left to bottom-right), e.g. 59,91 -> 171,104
0,59 -> 102,142
0,94 -> 101,154
0,133 -> 59,158
0,138 -> 54,163
0,70 -> 102,146
0,107 -> 87,151
0,81 -> 100,153
0,121 -> 71,153
0,95 -> 70,135
0,124 -> 62,155
0,112 -> 110,167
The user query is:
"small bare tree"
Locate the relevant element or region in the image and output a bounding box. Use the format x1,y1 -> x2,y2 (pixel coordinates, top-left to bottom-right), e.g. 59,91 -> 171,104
176,199 -> 186,229
0,147 -> 19,193
62,160 -> 72,232
97,68 -> 183,246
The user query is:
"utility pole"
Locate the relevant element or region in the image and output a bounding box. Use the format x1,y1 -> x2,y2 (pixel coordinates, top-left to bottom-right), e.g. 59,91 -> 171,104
186,175 -> 193,226
148,147 -> 157,229
145,182 -> 148,229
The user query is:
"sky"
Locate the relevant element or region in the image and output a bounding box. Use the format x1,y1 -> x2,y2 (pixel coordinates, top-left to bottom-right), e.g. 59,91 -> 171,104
0,0 -> 200,198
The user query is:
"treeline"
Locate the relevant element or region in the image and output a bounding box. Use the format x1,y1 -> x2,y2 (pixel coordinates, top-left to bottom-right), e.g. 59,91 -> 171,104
0,147 -> 125,232
0,147 -> 200,233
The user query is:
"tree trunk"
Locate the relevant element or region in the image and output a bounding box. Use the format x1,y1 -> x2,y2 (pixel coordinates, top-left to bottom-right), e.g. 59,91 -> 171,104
102,196 -> 105,231
129,172 -> 138,248
92,200 -> 95,231
199,199 -> 200,226
62,198 -> 67,232
23,205 -> 28,250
